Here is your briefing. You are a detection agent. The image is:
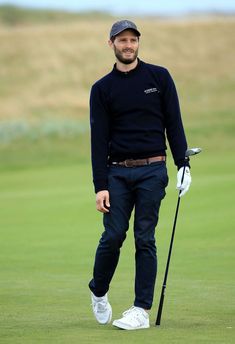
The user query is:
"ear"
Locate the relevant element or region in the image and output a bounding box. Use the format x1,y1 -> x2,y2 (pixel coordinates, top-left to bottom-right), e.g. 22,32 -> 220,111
108,39 -> 114,49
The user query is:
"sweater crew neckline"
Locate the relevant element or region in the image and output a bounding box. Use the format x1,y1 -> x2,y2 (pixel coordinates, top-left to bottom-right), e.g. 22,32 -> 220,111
112,58 -> 143,76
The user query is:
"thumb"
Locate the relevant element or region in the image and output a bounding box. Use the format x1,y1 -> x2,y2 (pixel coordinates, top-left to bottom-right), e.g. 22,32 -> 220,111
176,179 -> 181,189
179,184 -> 189,197
176,168 -> 183,189
105,192 -> 110,207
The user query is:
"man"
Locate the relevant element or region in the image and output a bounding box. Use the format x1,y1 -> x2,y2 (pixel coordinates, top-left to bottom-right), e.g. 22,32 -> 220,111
88,20 -> 191,330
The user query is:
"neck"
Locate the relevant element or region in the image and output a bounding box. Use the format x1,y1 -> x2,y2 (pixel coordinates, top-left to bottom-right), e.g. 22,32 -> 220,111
116,58 -> 138,72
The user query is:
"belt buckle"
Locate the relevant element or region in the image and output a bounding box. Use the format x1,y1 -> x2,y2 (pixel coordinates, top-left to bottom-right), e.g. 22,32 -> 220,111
124,159 -> 134,167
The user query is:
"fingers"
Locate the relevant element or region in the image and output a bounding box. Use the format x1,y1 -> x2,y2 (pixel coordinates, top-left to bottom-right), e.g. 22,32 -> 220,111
178,178 -> 190,190
96,190 -> 110,213
105,194 -> 110,208
179,184 -> 190,197
176,181 -> 181,189
176,166 -> 191,196
178,179 -> 191,197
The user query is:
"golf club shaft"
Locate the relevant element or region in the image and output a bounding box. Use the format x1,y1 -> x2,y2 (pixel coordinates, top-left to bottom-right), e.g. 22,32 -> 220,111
156,164 -> 186,326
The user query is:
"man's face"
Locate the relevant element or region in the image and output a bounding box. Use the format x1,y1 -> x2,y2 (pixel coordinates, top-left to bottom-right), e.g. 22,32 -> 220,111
110,30 -> 139,65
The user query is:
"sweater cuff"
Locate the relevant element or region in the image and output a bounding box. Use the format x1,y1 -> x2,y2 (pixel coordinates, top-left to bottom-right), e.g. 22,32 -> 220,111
177,159 -> 190,170
94,179 -> 109,193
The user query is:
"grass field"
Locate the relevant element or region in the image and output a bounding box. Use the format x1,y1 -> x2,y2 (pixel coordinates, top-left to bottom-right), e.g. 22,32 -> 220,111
0,154 -> 234,343
0,7 -> 235,343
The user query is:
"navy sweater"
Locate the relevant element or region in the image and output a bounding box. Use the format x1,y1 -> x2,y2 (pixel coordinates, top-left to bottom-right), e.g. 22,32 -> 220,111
90,59 -> 188,193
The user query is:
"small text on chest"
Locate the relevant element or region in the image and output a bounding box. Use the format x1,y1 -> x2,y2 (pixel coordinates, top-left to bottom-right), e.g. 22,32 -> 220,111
144,87 -> 160,94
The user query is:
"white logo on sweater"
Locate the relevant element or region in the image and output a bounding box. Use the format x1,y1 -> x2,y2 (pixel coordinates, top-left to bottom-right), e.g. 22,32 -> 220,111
144,87 -> 160,94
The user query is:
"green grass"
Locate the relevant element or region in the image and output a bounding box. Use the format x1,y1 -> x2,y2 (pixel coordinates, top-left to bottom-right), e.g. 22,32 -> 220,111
0,11 -> 234,343
0,153 -> 234,343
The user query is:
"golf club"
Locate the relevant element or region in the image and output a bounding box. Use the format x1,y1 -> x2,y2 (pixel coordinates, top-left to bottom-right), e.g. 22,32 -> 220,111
155,147 -> 202,326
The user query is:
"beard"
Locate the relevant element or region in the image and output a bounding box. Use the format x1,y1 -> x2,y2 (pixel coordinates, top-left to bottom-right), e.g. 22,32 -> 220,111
113,45 -> 138,65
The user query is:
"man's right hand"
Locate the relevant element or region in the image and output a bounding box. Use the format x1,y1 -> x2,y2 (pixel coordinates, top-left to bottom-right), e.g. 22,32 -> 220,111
96,190 -> 110,213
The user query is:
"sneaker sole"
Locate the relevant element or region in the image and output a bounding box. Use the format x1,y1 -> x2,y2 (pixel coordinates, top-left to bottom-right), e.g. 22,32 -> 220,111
112,320 -> 150,330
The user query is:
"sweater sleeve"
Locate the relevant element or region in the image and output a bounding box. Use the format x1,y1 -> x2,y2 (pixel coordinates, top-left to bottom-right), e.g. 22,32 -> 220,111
90,83 -> 110,193
162,69 -> 189,169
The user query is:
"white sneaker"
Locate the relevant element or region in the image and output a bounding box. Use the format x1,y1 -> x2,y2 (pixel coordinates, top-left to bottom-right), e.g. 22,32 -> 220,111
112,306 -> 150,330
91,292 -> 112,324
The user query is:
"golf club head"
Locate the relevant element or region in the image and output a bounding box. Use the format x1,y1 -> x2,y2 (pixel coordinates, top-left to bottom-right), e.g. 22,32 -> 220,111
185,147 -> 202,157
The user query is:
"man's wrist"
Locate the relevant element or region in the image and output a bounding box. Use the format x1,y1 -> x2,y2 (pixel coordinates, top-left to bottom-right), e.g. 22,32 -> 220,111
94,180 -> 108,193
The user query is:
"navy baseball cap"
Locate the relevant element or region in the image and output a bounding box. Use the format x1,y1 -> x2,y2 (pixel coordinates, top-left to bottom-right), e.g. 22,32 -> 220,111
110,20 -> 141,39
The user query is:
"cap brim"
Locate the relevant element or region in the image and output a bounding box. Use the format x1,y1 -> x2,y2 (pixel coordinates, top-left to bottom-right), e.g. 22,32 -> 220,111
110,28 -> 141,39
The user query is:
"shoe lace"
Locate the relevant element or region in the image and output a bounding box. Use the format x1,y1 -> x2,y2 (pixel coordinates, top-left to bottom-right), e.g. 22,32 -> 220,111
122,306 -> 137,317
92,299 -> 108,313
122,306 -> 148,324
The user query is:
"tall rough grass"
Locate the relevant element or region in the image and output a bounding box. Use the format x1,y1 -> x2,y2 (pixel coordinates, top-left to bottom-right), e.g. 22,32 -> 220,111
0,16 -> 234,123
0,12 -> 234,166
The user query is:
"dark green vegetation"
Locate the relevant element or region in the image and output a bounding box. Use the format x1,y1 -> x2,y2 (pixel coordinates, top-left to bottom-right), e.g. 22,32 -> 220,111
0,4 -> 111,25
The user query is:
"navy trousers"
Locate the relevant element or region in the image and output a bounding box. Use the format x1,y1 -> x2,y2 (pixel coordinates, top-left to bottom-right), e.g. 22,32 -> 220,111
89,161 -> 168,309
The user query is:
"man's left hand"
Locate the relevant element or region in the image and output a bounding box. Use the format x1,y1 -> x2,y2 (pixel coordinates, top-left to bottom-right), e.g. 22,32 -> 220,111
176,166 -> 191,197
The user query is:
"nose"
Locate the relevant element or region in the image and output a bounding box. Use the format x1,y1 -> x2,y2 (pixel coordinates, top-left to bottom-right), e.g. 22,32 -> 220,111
126,40 -> 133,47
123,40 -> 134,51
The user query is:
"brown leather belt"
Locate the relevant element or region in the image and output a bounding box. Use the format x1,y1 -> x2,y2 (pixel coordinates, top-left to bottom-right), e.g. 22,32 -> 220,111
111,156 -> 166,167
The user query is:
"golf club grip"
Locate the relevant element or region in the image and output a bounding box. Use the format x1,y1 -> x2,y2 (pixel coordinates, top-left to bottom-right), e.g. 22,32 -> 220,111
156,285 -> 166,325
